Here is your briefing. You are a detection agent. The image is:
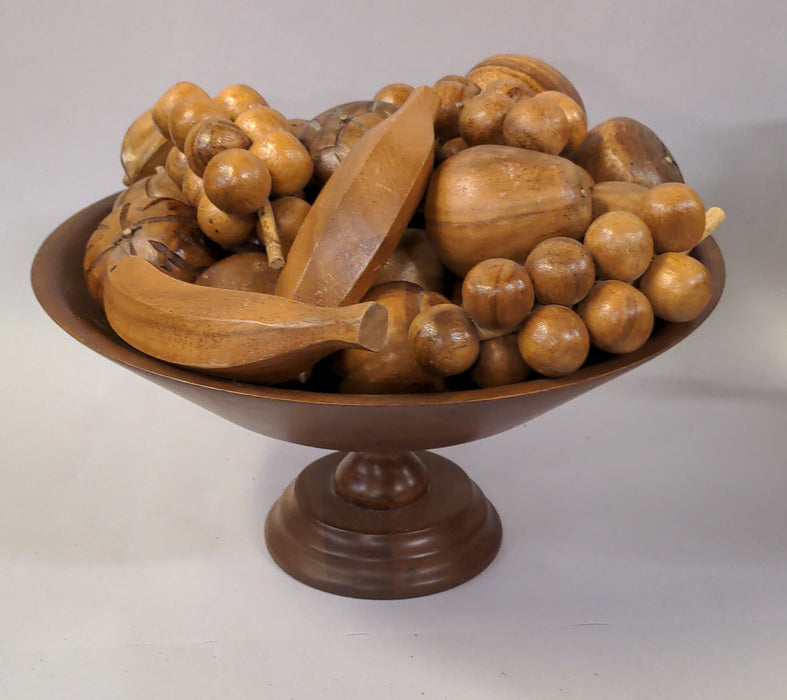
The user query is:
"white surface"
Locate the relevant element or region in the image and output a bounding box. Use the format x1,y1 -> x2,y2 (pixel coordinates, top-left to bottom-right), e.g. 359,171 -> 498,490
2,1 -> 787,697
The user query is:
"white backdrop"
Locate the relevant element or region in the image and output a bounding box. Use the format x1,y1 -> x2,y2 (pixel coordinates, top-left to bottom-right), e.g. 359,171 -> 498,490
2,1 -> 786,697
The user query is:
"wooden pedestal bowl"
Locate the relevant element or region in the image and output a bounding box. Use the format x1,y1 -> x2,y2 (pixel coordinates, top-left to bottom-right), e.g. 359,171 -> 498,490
32,194 -> 725,599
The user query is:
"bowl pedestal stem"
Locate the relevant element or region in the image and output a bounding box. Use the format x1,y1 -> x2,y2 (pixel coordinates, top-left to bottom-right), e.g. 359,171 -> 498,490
264,450 -> 502,599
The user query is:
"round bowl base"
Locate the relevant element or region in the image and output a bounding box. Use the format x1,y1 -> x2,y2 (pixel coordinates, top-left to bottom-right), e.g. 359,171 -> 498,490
265,450 -> 502,599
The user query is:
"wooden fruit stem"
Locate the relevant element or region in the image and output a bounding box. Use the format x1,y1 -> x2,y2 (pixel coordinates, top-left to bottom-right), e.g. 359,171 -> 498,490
701,206 -> 726,242
257,200 -> 285,269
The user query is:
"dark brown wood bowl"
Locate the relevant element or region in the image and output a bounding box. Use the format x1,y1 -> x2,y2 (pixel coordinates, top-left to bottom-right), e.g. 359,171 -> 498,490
32,194 -> 725,599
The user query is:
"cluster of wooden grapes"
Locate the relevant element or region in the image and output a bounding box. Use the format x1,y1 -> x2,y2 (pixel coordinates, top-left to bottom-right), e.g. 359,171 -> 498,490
375,74 -> 587,161
148,82 -> 314,264
407,207 -> 716,390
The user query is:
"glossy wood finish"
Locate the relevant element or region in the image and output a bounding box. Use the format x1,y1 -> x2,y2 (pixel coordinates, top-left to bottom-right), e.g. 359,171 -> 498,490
102,256 -> 388,385
424,146 -> 593,276
32,195 -> 724,598
569,117 -> 684,187
265,451 -> 502,598
276,86 -> 440,306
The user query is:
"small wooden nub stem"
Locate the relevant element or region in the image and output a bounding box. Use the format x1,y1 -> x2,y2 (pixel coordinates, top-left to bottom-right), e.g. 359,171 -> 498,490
258,200 -> 285,269
703,207 -> 726,240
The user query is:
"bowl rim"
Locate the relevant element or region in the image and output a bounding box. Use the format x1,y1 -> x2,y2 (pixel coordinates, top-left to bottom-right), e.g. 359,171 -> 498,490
31,193 -> 726,409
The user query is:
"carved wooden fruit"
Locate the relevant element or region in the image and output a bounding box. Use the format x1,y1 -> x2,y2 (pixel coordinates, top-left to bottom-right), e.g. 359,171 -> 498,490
112,169 -> 188,210
570,117 -> 683,187
374,228 -> 446,293
408,303 -> 480,377
517,305 -> 590,377
638,252 -> 712,322
195,252 -> 280,294
583,211 -> 654,283
83,193 -> 215,303
471,334 -> 530,388
333,282 -> 448,394
103,255 -> 388,385
120,109 -> 172,185
298,100 -> 399,183
577,280 -> 654,354
424,145 -> 593,275
466,54 -> 585,112
524,237 -> 596,306
275,86 -> 440,307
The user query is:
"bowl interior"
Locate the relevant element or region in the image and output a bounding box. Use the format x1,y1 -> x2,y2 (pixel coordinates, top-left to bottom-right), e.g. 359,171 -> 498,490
32,194 -> 725,453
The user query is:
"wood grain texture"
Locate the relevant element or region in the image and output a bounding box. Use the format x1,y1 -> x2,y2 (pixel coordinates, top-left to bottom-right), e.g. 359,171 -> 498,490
103,255 -> 388,384
425,145 -> 593,275
275,86 -> 440,307
569,117 -> 684,187
466,54 -> 585,111
265,451 -> 502,599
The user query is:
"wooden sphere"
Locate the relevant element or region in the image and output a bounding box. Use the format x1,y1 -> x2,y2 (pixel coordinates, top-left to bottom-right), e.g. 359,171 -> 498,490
434,79 -> 479,141
458,91 -> 514,146
517,305 -> 590,377
269,196 -> 311,255
502,95 -> 569,154
425,145 -> 593,276
234,106 -> 290,141
333,282 -> 449,393
168,94 -> 231,151
374,228 -> 446,293
537,90 -> 587,152
152,81 -> 209,134
374,82 -> 414,107
249,130 -> 314,197
471,334 -> 530,388
214,84 -> 268,119
165,147 -> 190,188
194,251 -> 279,293
436,136 -> 469,164
203,148 -> 271,215
524,237 -> 595,306
462,258 -> 534,330
408,303 -> 480,377
183,118 -> 251,176
482,77 -> 533,102
577,280 -> 654,353
583,211 -> 654,282
181,168 -> 205,207
570,117 -> 683,188
638,252 -> 712,322
639,183 -> 706,253
196,195 -> 256,247
590,181 -> 649,220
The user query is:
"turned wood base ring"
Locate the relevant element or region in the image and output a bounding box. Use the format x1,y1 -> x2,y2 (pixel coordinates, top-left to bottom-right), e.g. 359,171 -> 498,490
264,450 -> 502,599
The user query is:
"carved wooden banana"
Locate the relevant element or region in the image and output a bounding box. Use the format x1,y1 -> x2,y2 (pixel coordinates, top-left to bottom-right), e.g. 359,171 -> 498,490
103,255 -> 388,384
